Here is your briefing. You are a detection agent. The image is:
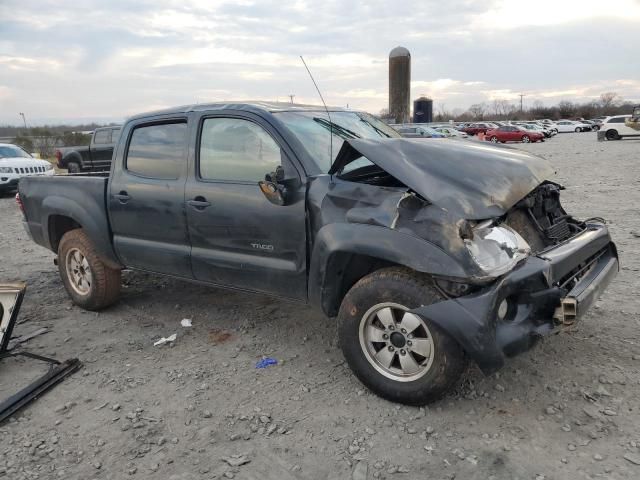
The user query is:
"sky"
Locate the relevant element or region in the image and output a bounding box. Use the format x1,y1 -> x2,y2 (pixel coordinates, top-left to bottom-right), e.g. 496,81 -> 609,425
1,0 -> 639,125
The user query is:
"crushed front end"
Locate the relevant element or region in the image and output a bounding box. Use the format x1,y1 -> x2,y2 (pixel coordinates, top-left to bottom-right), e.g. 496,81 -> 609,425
412,182 -> 618,374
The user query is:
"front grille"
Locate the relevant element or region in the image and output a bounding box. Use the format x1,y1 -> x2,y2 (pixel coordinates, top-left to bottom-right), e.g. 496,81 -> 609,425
545,219 -> 571,242
556,247 -> 608,291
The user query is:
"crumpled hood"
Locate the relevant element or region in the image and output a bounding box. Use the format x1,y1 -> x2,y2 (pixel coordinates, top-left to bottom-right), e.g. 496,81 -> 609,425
329,138 -> 555,219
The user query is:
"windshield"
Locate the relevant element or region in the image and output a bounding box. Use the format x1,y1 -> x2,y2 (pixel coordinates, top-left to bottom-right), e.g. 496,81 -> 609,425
0,145 -> 31,159
273,111 -> 401,173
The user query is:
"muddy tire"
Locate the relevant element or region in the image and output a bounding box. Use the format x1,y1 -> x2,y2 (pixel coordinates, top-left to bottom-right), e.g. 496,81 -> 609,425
338,267 -> 467,405
58,229 -> 121,311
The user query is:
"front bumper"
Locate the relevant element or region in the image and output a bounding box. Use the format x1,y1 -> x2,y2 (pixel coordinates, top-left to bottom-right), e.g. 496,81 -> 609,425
412,223 -> 618,374
0,178 -> 19,191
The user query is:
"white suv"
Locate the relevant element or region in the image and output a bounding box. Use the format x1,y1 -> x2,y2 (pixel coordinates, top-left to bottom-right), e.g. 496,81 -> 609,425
600,115 -> 640,140
0,144 -> 55,194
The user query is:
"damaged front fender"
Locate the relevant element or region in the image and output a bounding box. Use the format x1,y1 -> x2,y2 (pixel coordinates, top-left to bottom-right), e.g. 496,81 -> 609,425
308,223 -> 469,316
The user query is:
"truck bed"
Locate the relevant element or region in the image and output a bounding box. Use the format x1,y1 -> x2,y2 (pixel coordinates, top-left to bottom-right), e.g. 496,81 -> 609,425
18,175 -> 117,263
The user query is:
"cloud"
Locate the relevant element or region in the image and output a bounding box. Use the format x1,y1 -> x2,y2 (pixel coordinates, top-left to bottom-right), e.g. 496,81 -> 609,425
0,0 -> 638,123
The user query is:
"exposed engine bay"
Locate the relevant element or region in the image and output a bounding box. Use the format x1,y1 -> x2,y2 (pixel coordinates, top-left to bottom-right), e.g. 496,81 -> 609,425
504,181 -> 585,253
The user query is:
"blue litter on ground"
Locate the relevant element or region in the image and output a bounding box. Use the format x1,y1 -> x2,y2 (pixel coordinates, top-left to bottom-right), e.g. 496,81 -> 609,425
255,357 -> 278,369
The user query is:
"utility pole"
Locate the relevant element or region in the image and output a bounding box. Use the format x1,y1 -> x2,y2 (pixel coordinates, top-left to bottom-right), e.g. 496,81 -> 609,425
19,112 -> 27,129
288,94 -> 295,104
518,94 -> 526,113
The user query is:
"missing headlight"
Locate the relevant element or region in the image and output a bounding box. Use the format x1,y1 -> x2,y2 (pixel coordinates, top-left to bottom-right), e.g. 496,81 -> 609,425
464,225 -> 531,277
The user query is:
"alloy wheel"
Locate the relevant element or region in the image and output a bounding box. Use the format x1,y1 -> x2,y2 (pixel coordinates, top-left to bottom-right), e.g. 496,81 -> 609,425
66,248 -> 93,295
358,303 -> 435,382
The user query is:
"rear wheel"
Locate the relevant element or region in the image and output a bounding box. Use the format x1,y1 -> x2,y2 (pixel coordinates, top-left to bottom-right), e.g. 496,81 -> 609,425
58,229 -> 121,310
605,129 -> 620,140
574,127 -> 581,132
67,162 -> 80,174
521,135 -> 530,143
490,136 -> 499,143
338,267 -> 467,405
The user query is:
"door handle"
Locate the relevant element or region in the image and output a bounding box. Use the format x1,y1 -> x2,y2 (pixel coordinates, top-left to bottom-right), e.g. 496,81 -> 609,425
187,197 -> 211,210
113,191 -> 131,203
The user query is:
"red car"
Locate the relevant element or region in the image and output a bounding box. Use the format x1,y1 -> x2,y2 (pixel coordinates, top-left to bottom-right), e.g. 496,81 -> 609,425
462,122 -> 496,136
485,125 -> 544,143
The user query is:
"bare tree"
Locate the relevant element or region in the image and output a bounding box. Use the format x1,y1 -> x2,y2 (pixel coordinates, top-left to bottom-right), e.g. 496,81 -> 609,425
435,102 -> 451,121
599,92 -> 620,109
558,101 -> 576,118
468,103 -> 486,120
491,99 -> 513,118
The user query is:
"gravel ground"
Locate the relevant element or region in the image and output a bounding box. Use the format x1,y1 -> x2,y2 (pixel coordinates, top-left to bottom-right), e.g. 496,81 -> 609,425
0,132 -> 639,480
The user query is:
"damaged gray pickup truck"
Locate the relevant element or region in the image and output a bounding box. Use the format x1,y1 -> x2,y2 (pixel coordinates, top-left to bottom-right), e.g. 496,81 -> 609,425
18,102 -> 618,405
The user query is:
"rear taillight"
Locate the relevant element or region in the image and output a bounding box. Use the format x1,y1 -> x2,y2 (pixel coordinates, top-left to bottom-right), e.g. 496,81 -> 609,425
16,192 -> 25,216
55,150 -> 62,163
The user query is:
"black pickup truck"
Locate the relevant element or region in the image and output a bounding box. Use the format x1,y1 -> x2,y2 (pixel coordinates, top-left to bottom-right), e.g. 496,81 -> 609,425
18,102 -> 618,405
55,126 -> 121,173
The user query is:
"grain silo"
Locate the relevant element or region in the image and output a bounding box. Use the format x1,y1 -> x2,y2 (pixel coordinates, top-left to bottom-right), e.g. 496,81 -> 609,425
389,47 -> 411,124
413,97 -> 433,124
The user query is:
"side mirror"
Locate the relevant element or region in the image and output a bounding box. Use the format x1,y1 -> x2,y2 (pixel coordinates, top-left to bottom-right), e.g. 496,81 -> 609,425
259,180 -> 285,206
259,166 -> 289,206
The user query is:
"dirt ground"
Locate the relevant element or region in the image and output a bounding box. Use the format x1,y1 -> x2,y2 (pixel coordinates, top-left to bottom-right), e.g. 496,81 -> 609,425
1,133 -> 639,480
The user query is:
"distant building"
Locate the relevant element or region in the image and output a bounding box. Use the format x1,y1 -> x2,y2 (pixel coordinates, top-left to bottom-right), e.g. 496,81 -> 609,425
389,47 -> 411,124
413,97 -> 433,124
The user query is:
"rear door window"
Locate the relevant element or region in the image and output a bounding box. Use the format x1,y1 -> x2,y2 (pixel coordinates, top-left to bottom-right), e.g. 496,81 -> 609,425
126,122 -> 187,179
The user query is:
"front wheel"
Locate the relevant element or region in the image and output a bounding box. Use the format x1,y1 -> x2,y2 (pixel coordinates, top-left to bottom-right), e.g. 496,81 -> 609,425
575,127 -> 581,132
521,135 -> 530,143
338,267 -> 467,405
605,129 -> 620,140
58,229 -> 121,310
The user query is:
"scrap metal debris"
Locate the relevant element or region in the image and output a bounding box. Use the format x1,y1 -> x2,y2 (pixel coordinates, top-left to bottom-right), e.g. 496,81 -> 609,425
7,327 -> 49,350
0,282 -> 82,423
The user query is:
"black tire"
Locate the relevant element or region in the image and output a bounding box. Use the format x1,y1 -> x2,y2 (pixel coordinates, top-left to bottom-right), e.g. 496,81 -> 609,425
521,135 -> 530,143
593,125 -> 600,131
338,267 -> 467,405
490,136 -> 499,143
58,229 -> 121,310
67,161 -> 80,174
605,129 -> 620,140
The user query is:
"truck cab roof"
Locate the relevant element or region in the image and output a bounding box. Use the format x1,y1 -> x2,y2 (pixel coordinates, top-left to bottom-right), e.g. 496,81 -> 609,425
127,102 -> 348,121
